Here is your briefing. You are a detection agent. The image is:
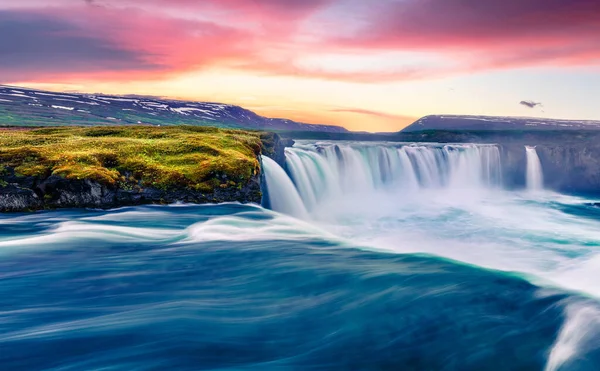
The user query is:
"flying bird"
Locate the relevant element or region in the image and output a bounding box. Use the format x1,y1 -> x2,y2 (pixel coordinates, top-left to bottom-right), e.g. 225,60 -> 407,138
520,100 -> 543,109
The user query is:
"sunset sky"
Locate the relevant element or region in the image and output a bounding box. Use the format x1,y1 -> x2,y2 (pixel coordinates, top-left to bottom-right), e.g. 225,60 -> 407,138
1,0 -> 600,132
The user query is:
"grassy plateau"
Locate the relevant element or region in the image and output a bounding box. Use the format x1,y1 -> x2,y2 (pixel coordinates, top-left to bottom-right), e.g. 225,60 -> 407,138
0,126 -> 272,192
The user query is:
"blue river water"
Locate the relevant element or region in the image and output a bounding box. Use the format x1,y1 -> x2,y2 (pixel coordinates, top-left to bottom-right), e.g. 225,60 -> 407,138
3,141 -> 600,370
1,201 -> 600,370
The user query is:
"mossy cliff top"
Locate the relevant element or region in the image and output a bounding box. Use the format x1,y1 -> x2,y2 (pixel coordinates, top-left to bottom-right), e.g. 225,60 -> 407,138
0,126 -> 278,192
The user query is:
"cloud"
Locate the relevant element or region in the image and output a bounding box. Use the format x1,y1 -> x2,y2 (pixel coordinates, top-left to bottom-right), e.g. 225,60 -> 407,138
333,0 -> 600,70
1,1 -> 443,84
3,0 -> 600,85
344,0 -> 600,47
520,100 -> 543,109
0,10 -> 160,82
0,7 -> 256,82
330,108 -> 413,120
135,0 -> 332,15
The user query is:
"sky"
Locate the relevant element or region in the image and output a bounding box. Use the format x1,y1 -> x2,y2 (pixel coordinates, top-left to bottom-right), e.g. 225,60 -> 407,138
1,0 -> 600,132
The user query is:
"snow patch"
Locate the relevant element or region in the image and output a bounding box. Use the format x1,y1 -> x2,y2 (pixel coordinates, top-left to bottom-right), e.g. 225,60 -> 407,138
170,107 -> 217,116
34,92 -> 78,99
1,93 -> 36,99
142,102 -> 168,109
89,97 -> 110,104
52,98 -> 98,106
98,97 -> 139,103
51,105 -> 74,111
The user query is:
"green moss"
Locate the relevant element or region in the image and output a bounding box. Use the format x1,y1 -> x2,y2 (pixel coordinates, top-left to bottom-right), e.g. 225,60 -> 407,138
0,126 -> 264,191
0,166 -> 7,187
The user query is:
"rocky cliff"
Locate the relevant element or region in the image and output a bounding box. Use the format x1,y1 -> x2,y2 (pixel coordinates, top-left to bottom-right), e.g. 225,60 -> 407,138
0,167 -> 264,212
0,127 -> 293,212
499,142 -> 600,194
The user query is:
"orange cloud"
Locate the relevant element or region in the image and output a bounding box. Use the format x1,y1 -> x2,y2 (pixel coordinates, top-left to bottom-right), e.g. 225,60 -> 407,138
330,108 -> 415,121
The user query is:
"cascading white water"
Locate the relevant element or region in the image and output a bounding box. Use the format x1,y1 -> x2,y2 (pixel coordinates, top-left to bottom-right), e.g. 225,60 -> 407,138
280,142 -> 503,212
259,140 -> 600,370
525,146 -> 544,191
261,141 -> 600,301
261,156 -> 308,219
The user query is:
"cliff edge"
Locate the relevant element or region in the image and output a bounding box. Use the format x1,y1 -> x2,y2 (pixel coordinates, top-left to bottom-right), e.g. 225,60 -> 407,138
0,126 -> 292,212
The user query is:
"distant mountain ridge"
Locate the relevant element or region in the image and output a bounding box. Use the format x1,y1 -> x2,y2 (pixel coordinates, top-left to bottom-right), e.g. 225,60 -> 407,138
401,115 -> 600,132
0,85 -> 347,133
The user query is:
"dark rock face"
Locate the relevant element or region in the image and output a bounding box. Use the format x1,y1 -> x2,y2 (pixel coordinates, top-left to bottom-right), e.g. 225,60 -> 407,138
272,137 -> 294,167
0,134 -> 293,212
259,132 -> 294,167
0,171 -> 262,212
537,146 -> 600,193
500,143 -> 600,194
0,184 -> 43,212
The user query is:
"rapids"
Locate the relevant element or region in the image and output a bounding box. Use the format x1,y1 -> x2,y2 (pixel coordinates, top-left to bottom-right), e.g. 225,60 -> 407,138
2,140 -> 600,370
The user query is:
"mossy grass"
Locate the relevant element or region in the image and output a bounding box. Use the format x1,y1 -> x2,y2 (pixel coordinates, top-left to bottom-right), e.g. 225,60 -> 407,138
0,126 -> 265,192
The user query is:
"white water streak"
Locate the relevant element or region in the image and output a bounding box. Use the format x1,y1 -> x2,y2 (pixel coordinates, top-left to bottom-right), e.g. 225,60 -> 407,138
526,146 -> 544,191
546,302 -> 600,371
261,156 -> 308,219
282,142 -> 503,213
263,141 -> 600,301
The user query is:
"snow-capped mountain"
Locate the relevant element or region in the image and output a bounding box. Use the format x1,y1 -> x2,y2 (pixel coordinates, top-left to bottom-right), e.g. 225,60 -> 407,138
0,85 -> 347,133
402,115 -> 600,132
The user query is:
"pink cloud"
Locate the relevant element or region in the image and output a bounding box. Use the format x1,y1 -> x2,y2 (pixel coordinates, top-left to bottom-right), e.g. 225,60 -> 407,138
333,0 -> 600,69
3,0 -> 599,85
0,5 -> 258,82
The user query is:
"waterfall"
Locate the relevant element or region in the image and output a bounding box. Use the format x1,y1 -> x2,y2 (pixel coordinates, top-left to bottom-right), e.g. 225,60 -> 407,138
525,146 -> 544,191
261,156 -> 308,219
267,142 -> 503,214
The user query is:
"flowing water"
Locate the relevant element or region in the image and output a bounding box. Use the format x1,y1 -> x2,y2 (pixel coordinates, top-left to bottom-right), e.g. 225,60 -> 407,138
526,146 -> 545,191
2,141 -> 600,370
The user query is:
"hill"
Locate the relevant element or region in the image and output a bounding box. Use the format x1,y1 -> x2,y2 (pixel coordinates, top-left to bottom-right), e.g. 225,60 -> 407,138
401,115 -> 600,132
0,85 -> 347,133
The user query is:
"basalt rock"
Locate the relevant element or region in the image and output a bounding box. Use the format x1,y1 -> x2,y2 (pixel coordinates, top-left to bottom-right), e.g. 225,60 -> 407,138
0,169 -> 262,212
0,134 -> 291,212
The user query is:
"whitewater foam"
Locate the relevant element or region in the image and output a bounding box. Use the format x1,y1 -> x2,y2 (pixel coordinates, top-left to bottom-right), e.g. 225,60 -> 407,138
546,302 -> 600,371
261,141 -> 600,299
283,141 -> 503,214
526,146 -> 544,191
262,156 -> 308,219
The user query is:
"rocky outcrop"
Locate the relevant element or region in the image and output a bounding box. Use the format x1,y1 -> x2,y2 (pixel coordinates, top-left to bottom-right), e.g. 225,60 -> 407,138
0,133 -> 293,212
0,167 -> 262,212
536,145 -> 600,193
500,142 -> 600,193
259,132 -> 294,167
